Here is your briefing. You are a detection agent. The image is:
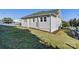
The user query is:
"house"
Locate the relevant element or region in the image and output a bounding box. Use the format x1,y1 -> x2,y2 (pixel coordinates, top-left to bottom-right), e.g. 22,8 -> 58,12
21,9 -> 62,32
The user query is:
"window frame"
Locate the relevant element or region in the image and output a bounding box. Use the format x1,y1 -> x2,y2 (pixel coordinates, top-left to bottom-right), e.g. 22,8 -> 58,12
33,18 -> 35,22
44,17 -> 47,22
40,17 -> 43,22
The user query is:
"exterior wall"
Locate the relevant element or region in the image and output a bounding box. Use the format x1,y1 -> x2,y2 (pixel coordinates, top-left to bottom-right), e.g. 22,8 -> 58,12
27,19 -> 30,27
21,19 -> 29,27
50,16 -> 61,32
21,15 -> 62,32
28,17 -> 51,32
38,16 -> 51,32
29,18 -> 38,28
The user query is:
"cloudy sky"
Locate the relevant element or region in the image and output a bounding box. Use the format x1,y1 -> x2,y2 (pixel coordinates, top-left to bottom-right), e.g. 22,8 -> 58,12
0,9 -> 79,21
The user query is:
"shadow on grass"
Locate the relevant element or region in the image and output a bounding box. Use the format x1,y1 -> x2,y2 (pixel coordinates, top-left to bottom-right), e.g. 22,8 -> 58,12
0,25 -> 55,49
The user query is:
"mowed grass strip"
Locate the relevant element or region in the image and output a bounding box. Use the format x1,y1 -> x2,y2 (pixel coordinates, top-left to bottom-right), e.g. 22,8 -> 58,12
0,26 -> 50,49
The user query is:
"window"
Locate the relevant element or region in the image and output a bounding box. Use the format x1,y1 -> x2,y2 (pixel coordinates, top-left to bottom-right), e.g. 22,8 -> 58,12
40,17 -> 43,22
33,18 -> 35,22
44,17 -> 47,22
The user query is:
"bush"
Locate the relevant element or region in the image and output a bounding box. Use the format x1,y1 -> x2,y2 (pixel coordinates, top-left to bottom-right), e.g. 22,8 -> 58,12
2,17 -> 13,24
62,20 -> 70,27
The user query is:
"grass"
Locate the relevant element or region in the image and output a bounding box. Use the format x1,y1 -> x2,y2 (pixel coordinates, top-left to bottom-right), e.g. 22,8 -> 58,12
0,25 -> 79,49
26,28 -> 79,49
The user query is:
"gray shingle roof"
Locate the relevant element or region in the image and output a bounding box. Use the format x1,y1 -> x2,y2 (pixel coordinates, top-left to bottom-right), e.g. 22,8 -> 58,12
21,9 -> 60,19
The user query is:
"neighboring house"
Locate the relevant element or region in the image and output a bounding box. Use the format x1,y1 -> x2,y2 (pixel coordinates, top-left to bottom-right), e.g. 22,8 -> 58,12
21,10 -> 62,32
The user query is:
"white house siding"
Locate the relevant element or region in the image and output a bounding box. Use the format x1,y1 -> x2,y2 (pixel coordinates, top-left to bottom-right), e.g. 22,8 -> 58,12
50,16 -> 61,32
21,20 -> 27,27
21,16 -> 61,32
29,18 -> 38,28
38,16 -> 51,32
21,19 -> 28,27
26,19 -> 30,27
58,17 -> 62,27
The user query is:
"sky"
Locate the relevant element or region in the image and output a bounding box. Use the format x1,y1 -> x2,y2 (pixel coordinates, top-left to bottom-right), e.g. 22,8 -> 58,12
0,9 -> 79,21
0,9 -> 47,21
61,9 -> 79,21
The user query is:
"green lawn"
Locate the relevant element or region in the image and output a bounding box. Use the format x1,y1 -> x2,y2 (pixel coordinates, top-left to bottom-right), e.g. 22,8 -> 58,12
0,25 -> 79,49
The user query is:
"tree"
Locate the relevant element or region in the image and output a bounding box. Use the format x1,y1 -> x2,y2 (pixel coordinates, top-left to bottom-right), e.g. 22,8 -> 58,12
54,9 -> 60,15
2,17 -> 13,24
72,18 -> 77,27
76,19 -> 79,26
69,18 -> 78,27
69,19 -> 73,26
62,20 -> 70,27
